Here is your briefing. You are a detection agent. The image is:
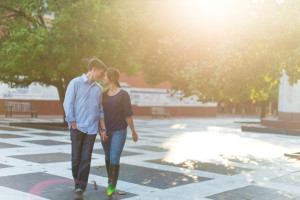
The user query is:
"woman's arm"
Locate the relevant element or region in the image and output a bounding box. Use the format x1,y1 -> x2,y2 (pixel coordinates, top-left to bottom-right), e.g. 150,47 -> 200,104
99,118 -> 108,141
126,116 -> 138,142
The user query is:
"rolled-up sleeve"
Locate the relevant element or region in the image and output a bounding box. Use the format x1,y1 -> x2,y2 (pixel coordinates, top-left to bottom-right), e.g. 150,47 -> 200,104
63,80 -> 76,122
99,89 -> 105,119
99,101 -> 104,119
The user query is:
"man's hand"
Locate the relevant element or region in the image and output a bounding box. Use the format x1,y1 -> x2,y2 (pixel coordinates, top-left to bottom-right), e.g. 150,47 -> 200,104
71,122 -> 77,129
132,131 -> 138,143
100,131 -> 108,142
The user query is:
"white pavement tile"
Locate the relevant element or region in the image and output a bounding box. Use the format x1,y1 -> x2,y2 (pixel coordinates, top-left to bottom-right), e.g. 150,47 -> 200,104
1,117 -> 300,200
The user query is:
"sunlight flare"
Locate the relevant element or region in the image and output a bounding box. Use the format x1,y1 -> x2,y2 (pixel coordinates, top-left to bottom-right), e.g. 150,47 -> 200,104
162,128 -> 299,164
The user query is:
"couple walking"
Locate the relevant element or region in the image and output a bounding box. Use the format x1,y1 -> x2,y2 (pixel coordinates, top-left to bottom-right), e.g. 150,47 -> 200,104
63,58 -> 138,200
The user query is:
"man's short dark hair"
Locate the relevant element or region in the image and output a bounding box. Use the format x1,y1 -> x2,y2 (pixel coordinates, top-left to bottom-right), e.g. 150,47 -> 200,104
88,58 -> 107,71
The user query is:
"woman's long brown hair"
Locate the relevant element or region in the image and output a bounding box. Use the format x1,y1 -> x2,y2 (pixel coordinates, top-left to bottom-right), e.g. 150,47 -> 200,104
102,67 -> 121,104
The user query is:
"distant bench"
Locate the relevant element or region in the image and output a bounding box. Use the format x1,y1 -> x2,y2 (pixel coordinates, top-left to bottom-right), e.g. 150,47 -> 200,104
5,101 -> 38,118
151,107 -> 170,118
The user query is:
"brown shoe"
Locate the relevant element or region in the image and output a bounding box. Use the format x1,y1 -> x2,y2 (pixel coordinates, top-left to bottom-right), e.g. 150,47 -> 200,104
74,189 -> 83,200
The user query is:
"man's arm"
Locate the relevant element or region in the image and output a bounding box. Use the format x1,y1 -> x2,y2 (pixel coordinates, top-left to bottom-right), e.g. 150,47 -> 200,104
99,91 -> 107,141
63,80 -> 76,128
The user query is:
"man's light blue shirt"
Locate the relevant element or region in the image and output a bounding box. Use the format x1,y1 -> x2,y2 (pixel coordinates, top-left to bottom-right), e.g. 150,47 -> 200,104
63,74 -> 104,135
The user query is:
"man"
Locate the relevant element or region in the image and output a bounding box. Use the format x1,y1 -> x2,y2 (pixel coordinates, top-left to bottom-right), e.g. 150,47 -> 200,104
63,58 -> 107,200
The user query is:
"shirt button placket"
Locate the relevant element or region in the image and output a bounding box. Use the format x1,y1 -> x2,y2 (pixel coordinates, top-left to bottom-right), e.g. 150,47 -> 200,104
88,84 -> 92,134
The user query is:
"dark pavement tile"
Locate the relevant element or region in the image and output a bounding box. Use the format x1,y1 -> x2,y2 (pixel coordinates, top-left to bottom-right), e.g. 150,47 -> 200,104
90,163 -> 211,189
146,159 -> 251,176
0,172 -> 135,200
207,193 -> 242,200
225,157 -> 263,165
9,153 -> 71,164
24,140 -> 70,146
0,163 -> 12,168
206,185 -> 300,200
26,132 -> 64,137
0,134 -> 28,139
141,134 -> 170,138
126,135 -> 145,140
93,149 -> 142,157
0,142 -> 23,149
0,126 -> 26,131
129,145 -> 167,152
271,174 -> 300,186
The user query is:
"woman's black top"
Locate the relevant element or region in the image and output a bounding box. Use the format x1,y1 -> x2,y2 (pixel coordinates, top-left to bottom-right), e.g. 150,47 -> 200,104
103,89 -> 133,131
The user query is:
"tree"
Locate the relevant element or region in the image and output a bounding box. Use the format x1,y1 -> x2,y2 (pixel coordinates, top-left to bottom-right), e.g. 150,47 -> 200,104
138,0 -> 300,118
0,0 -> 140,121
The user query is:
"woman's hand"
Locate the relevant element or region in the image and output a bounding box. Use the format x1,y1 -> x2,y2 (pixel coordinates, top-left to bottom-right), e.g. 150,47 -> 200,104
100,130 -> 108,142
132,131 -> 138,142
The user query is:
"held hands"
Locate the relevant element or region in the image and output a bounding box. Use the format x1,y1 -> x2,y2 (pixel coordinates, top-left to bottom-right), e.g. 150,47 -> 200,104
132,130 -> 138,142
100,130 -> 108,142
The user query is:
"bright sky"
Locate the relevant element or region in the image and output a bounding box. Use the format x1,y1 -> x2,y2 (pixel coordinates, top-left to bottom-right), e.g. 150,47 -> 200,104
161,0 -> 242,35
167,0 -> 229,24
164,0 -> 285,29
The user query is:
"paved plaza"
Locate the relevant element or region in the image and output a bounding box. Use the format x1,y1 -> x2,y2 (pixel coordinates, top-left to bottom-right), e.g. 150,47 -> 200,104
0,117 -> 300,200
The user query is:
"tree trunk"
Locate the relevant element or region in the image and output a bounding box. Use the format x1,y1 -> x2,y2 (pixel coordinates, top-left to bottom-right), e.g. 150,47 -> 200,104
232,101 -> 236,117
260,100 -> 268,119
55,81 -> 67,125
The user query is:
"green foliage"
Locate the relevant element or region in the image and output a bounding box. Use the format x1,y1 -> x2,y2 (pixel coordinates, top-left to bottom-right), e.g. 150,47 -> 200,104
138,0 -> 300,104
0,0 -> 140,110
1,0 -> 300,108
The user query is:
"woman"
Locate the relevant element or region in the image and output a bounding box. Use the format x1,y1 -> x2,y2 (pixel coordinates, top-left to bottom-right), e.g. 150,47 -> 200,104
100,67 -> 138,200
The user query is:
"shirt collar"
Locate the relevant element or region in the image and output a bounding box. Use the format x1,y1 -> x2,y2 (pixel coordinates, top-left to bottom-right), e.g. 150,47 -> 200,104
82,73 -> 97,86
82,74 -> 89,83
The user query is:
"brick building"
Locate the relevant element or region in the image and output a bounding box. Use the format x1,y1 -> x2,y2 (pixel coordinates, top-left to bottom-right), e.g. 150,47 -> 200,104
0,72 -> 217,117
